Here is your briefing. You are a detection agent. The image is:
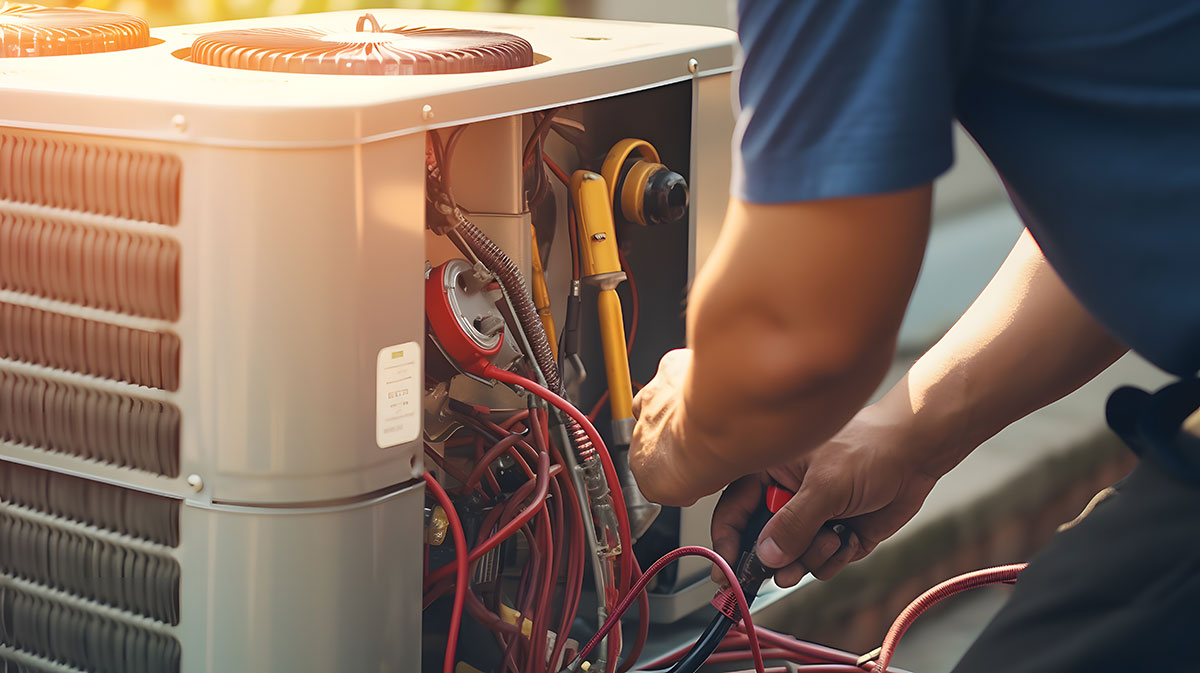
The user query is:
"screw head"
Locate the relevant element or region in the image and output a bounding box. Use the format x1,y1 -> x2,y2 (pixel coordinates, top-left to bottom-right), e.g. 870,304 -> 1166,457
687,58 -> 699,74
171,114 -> 187,132
422,104 -> 434,121
592,232 -> 607,241
186,474 -> 204,492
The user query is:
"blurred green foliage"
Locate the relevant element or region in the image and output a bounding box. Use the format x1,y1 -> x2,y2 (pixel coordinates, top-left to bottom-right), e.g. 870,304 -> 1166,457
81,0 -> 560,27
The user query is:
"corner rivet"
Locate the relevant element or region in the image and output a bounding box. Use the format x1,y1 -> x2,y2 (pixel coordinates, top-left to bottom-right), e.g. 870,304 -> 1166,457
186,474 -> 204,492
422,104 -> 434,121
687,58 -> 699,74
171,114 -> 187,132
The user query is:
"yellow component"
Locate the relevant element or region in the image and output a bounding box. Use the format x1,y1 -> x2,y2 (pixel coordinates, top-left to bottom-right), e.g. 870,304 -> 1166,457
581,662 -> 591,672
599,138 -> 660,208
425,505 -> 449,546
598,289 -> 634,423
499,604 -> 534,637
571,170 -> 624,284
529,224 -> 558,358
572,169 -> 635,438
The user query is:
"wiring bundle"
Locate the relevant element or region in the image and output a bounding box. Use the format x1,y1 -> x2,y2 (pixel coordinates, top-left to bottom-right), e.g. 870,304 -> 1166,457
419,116 -> 1029,673
422,116 -> 643,673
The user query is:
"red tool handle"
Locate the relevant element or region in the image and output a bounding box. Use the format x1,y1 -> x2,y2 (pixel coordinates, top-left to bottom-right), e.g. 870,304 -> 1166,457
765,485 -> 794,514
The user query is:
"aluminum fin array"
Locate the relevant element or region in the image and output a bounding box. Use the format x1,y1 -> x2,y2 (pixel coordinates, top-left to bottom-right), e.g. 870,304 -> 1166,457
0,303 -> 181,391
0,461 -> 182,670
0,652 -> 56,672
0,213 -> 181,321
0,461 -> 181,546
0,370 -> 181,476
0,131 -> 181,226
0,512 -> 181,624
0,584 -> 181,673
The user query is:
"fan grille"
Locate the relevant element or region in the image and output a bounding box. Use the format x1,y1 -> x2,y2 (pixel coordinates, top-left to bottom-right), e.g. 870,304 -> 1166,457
190,14 -> 534,76
0,3 -> 149,58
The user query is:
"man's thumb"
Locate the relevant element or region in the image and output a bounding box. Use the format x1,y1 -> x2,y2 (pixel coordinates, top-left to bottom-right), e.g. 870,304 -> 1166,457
756,485 -> 837,568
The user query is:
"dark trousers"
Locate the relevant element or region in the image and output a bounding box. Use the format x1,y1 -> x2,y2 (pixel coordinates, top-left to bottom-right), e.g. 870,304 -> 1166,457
951,379 -> 1200,673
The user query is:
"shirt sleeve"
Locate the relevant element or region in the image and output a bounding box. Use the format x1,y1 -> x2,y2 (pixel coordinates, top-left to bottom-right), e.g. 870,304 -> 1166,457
733,0 -> 960,204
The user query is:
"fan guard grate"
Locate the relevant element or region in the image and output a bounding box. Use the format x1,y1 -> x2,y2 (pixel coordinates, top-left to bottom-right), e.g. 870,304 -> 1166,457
189,12 -> 534,76
0,2 -> 149,57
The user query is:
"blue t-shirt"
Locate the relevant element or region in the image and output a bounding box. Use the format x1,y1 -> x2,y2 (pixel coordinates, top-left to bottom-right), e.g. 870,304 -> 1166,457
734,0 -> 1200,377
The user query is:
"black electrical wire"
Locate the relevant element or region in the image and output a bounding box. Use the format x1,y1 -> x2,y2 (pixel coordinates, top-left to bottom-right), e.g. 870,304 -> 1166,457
650,500 -> 777,673
662,613 -> 735,673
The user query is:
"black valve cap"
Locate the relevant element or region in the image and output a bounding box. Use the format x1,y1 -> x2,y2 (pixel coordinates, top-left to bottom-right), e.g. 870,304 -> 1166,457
643,168 -> 689,226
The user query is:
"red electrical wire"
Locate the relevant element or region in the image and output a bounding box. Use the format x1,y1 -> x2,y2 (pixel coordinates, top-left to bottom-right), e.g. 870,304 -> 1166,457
524,110 -> 559,170
618,247 -> 640,355
483,365 -> 636,596
482,366 -> 636,669
869,563 -> 1026,673
617,558 -> 651,673
527,502 -> 555,672
465,433 -> 533,488
425,405 -> 587,673
544,154 -> 571,186
425,452 -> 554,586
543,154 -> 581,282
546,424 -> 588,670
423,444 -> 473,486
574,546 -> 767,673
486,371 -> 636,673
422,472 -> 469,673
733,625 -> 861,667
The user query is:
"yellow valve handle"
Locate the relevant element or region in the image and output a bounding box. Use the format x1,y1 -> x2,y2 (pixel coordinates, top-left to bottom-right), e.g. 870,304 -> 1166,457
571,169 -> 635,444
598,289 -> 634,431
571,170 -> 624,284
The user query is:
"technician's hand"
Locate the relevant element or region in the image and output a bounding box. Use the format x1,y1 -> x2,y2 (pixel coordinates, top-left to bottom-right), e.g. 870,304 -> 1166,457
711,404 -> 942,587
629,349 -> 713,507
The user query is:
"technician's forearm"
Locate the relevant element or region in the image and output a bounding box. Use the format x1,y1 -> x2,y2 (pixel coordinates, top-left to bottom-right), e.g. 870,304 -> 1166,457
660,194 -> 928,495
679,316 -> 893,493
880,230 -> 1127,477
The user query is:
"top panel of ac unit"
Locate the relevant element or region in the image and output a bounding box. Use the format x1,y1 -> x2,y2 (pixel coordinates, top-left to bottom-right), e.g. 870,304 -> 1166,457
0,8 -> 736,148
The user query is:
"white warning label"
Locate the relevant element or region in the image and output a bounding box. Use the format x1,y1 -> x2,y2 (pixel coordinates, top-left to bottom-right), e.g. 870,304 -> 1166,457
376,342 -> 421,449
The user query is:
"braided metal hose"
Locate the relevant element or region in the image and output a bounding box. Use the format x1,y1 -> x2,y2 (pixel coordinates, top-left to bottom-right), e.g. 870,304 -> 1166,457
453,208 -> 562,394
450,209 -> 600,468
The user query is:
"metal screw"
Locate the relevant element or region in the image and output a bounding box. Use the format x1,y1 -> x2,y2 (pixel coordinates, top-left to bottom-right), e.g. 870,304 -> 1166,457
186,474 -> 204,492
422,104 -> 434,121
171,114 -> 187,132
592,232 -> 607,241
688,58 -> 699,74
